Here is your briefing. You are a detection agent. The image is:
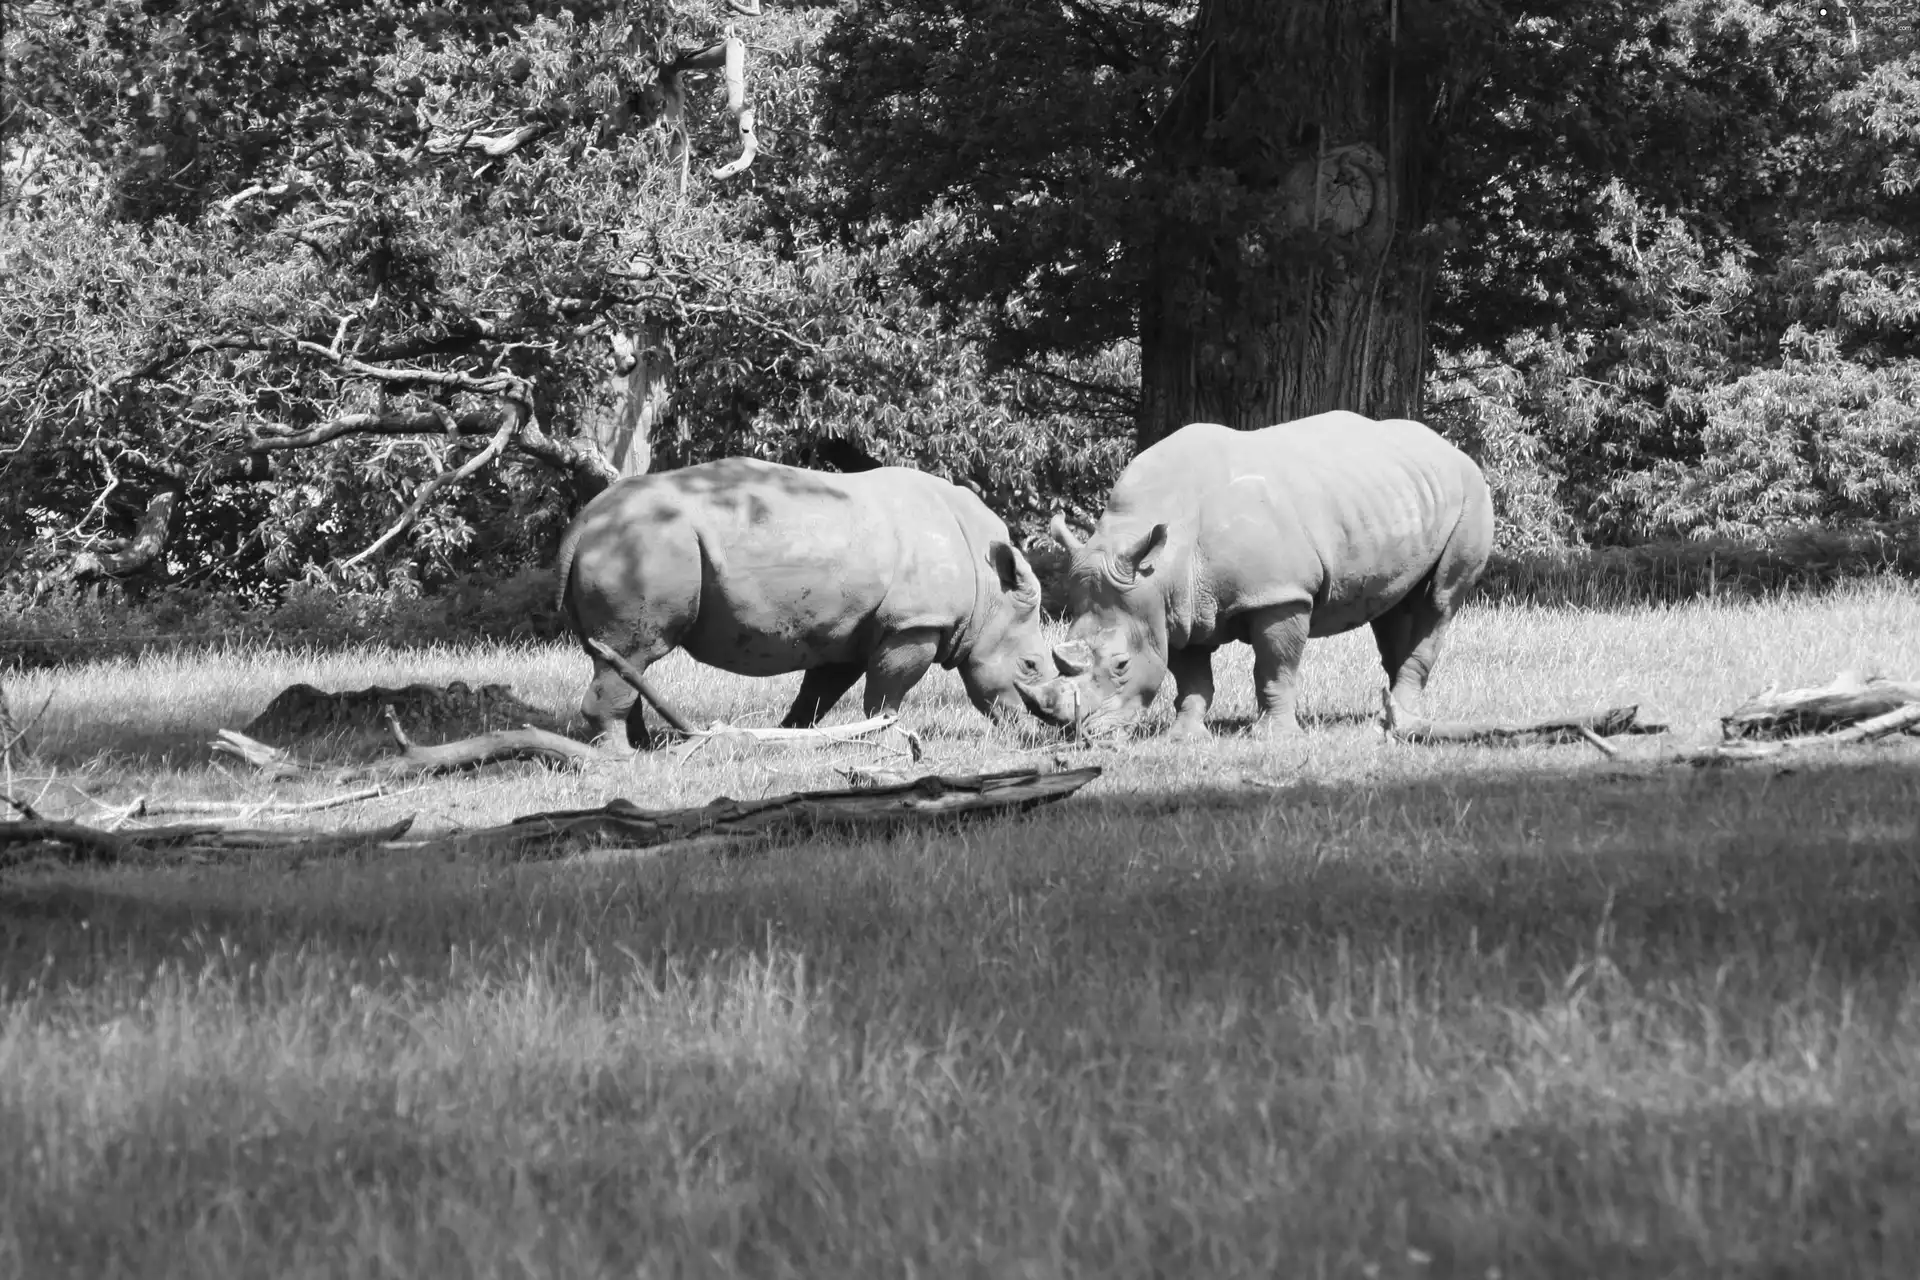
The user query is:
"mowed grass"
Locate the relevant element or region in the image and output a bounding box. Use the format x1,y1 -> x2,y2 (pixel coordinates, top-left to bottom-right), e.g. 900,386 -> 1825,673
7,584 -> 1920,1277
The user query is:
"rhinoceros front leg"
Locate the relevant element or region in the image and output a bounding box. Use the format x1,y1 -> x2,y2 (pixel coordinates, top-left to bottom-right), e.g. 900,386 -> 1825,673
1165,646 -> 1216,741
780,662 -> 865,728
1246,602 -> 1311,739
861,628 -> 941,716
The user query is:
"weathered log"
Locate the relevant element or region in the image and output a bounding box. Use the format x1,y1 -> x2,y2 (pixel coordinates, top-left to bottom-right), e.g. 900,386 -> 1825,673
1381,691 -> 1667,748
1681,702 -> 1920,767
1,817 -> 415,870
1720,671 -> 1920,740
448,765 -> 1105,861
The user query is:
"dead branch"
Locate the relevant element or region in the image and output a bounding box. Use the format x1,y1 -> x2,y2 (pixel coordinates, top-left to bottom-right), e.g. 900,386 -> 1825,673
339,412 -> 518,569
244,407 -> 503,453
1681,702 -> 1920,767
449,764 -> 1105,862
121,786 -> 395,818
689,712 -> 903,746
584,638 -> 700,735
1381,691 -> 1667,747
212,716 -> 614,784
709,32 -> 758,179
1719,671 -> 1920,740
426,122 -> 551,159
68,477 -> 183,580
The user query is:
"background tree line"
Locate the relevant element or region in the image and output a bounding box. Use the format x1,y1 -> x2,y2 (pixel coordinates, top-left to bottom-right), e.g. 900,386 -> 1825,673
1,0 -> 1915,605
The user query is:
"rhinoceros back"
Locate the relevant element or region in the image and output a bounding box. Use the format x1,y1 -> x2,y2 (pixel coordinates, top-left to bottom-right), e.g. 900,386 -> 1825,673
556,459 -> 988,676
1110,412 -> 1490,639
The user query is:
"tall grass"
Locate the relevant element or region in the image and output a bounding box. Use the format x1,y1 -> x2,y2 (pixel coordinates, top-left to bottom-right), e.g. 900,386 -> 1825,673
6,585 -> 1920,1276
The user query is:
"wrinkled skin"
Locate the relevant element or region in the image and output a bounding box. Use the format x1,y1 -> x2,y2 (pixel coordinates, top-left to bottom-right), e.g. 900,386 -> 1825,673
556,459 -> 1051,749
1019,412 -> 1495,741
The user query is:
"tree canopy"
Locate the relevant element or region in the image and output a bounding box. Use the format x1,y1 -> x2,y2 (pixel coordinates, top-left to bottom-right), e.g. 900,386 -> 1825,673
2,0 -> 1916,598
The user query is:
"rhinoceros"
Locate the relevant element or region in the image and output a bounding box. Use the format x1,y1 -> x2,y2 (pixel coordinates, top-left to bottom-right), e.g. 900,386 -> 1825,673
555,458 -> 1052,747
1021,411 -> 1494,740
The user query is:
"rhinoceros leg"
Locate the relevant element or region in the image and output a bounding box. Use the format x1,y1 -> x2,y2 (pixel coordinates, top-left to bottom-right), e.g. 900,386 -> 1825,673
1165,646 -> 1216,741
861,628 -> 941,715
1246,602 -> 1311,738
781,662 -> 866,728
582,649 -> 662,752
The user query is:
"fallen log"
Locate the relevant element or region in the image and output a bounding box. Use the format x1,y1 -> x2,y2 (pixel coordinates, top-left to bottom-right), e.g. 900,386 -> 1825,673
1381,691 -> 1667,749
448,764 -> 1105,862
1,816 -> 416,870
1681,701 -> 1920,767
1720,671 -> 1920,740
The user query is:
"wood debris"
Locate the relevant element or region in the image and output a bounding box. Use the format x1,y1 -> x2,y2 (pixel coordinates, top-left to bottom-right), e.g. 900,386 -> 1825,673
446,764 -> 1105,863
1381,691 -> 1667,752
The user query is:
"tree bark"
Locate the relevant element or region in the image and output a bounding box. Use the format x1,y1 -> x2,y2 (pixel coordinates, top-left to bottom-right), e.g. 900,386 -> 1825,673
577,324 -> 668,482
1137,0 -> 1437,449
69,480 -> 183,580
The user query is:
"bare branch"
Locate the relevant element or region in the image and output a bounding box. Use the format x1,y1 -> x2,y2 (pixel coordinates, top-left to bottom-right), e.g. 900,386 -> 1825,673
426,122 -> 550,159
338,412 -> 519,570
244,407 -> 506,454
709,31 -> 758,180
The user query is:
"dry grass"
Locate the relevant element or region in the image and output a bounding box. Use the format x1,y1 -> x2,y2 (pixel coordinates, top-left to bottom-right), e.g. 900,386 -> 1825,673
7,584 -> 1920,1277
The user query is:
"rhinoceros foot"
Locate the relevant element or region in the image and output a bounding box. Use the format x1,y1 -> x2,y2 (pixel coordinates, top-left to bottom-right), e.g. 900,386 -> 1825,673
1164,716 -> 1212,743
1248,711 -> 1302,741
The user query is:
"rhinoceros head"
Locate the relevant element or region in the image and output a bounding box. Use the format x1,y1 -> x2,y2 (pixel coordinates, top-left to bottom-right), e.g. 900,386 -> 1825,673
956,540 -> 1054,722
1018,520 -> 1173,738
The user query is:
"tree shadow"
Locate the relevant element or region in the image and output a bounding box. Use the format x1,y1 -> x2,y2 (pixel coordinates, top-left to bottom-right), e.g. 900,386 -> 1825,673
10,752 -> 1920,1037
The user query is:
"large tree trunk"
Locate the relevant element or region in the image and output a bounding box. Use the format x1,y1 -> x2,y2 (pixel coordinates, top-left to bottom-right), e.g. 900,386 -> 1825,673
1137,0 -> 1437,450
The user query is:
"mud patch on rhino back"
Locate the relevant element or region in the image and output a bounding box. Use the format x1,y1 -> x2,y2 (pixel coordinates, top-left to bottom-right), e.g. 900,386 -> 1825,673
243,681 -> 566,759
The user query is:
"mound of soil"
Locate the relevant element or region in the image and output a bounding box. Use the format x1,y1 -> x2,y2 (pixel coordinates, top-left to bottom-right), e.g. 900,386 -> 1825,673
242,680 -> 568,757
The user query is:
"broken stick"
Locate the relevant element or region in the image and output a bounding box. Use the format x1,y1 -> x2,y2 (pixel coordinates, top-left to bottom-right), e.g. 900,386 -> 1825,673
585,638 -> 699,735
1382,691 -> 1666,748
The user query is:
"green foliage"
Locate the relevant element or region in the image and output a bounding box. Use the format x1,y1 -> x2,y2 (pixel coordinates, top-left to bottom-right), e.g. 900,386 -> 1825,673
0,565 -> 563,670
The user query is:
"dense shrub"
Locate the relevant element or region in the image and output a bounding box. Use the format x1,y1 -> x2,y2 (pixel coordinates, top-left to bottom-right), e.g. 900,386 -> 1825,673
0,565 -> 561,670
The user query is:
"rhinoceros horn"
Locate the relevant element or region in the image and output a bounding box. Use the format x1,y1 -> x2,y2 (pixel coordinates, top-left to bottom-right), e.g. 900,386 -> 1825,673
1048,512 -> 1083,552
1051,639 -> 1094,676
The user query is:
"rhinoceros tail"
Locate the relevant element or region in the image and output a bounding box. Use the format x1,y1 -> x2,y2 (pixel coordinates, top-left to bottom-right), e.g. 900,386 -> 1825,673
551,518 -> 591,646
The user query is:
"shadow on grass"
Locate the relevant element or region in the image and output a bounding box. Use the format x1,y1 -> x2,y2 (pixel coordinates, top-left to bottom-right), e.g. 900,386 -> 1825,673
9,751 -> 1920,1027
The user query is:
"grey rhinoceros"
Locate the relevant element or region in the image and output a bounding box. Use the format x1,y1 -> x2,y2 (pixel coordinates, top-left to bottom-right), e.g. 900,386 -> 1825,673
556,457 -> 1052,748
1021,411 -> 1495,740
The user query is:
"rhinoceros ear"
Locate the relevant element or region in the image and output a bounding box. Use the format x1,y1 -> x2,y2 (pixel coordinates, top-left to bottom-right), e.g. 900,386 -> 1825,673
1051,640 -> 1093,677
1114,523 -> 1168,582
1048,512 -> 1084,552
986,540 -> 1041,603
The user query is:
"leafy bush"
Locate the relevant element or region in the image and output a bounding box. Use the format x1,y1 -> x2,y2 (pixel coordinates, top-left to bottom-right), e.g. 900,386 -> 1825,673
0,564 -> 562,670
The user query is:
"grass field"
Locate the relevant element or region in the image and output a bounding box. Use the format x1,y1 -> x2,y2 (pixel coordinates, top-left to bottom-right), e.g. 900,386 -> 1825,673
7,584 -> 1920,1278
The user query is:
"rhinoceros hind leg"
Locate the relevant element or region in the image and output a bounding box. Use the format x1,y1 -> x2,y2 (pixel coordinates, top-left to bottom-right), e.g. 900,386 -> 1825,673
1372,587 -> 1449,720
581,641 -> 672,751
861,628 -> 941,716
1165,646 -> 1216,740
1247,602 -> 1311,738
781,662 -> 865,727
